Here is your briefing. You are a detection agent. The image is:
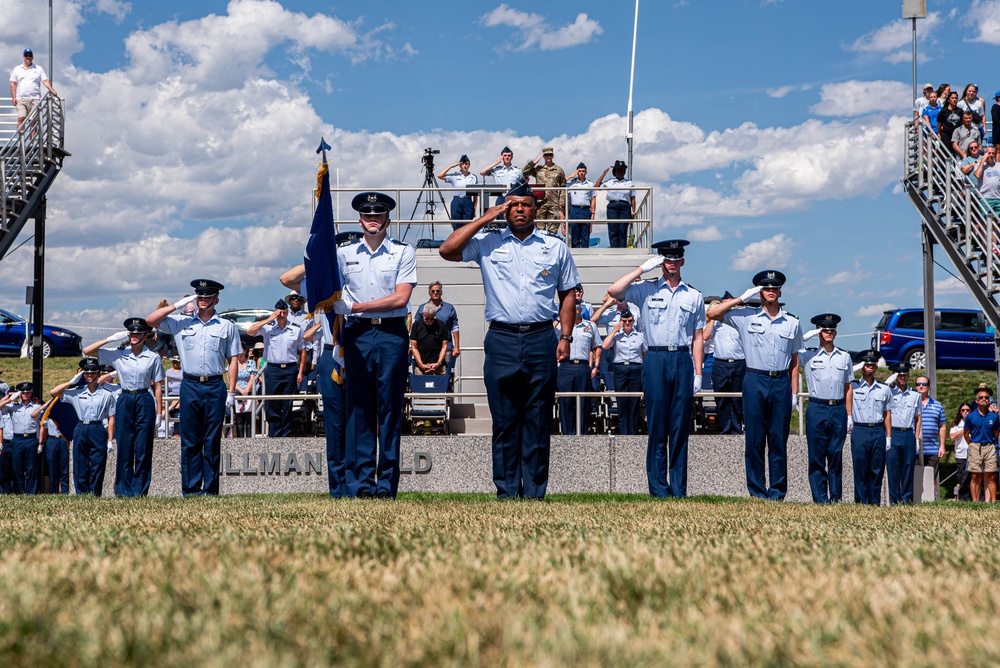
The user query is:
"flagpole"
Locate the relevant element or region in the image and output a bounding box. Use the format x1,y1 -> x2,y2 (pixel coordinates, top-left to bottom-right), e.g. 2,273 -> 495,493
626,0 -> 639,180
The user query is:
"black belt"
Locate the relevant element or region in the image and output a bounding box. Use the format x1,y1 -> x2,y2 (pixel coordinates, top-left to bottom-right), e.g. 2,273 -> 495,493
608,200 -> 630,204
809,397 -> 844,406
570,204 -> 591,209
489,321 -> 551,334
452,195 -> 472,199
12,433 -> 35,438
854,422 -> 882,428
272,363 -> 296,369
615,361 -> 641,366
892,427 -> 913,432
122,388 -> 146,395
183,373 -> 224,383
563,360 -> 588,365
747,368 -> 789,377
347,316 -> 405,327
323,344 -> 335,352
648,345 -> 689,352
79,420 -> 100,425
715,358 -> 743,363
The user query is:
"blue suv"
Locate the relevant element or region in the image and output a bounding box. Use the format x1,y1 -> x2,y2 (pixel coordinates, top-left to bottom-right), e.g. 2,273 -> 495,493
872,308 -> 995,370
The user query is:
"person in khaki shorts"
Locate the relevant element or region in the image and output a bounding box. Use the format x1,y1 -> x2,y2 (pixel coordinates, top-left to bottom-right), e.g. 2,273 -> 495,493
964,385 -> 1000,503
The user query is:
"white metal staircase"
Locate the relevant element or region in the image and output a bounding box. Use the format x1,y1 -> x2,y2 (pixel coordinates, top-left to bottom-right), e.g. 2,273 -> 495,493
0,96 -> 68,259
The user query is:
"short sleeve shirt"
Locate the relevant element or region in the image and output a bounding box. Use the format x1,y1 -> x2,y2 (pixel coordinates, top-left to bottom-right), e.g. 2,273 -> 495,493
625,279 -> 705,348
799,347 -> 852,400
964,408 -> 1000,445
338,238 -> 417,319
724,306 -> 803,371
159,312 -> 242,376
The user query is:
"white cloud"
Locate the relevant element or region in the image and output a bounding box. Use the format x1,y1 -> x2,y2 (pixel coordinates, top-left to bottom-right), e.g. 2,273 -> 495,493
730,234 -> 793,271
824,260 -> 867,285
767,84 -> 811,99
965,0 -> 1000,44
855,303 -> 896,317
810,80 -> 911,116
847,12 -> 943,54
95,0 -> 131,23
934,276 -> 967,293
687,225 -> 724,242
482,4 -> 603,51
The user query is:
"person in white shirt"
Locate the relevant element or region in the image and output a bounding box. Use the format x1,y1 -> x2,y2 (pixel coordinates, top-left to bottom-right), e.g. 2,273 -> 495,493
9,49 -> 57,129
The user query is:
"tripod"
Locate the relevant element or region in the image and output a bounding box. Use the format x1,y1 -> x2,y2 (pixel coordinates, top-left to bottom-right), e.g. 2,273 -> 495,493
402,155 -> 450,244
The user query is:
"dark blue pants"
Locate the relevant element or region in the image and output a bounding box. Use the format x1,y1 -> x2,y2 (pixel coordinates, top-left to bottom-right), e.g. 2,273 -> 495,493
558,362 -> 591,435
742,371 -> 792,500
643,350 -> 694,498
344,319 -> 408,498
885,428 -> 917,505
712,358 -> 745,434
265,364 -> 298,437
0,441 -> 14,494
805,401 -> 847,503
317,348 -> 348,498
114,391 -> 156,497
568,205 -> 591,248
851,425 -> 887,505
45,436 -> 69,494
607,201 -> 631,248
451,196 -> 474,230
10,433 -> 39,495
73,423 -> 109,495
613,363 -> 643,435
484,326 -> 557,499
179,377 -> 227,496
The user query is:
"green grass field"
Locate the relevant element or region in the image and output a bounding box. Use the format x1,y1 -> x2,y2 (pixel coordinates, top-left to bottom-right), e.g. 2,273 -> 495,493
1,494 -> 999,666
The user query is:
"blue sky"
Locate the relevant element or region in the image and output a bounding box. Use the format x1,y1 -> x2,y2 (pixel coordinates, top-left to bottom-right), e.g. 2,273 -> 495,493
1,0 -> 998,346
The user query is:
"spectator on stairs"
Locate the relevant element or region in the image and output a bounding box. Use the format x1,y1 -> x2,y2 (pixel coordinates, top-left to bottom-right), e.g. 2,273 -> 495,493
952,110 -> 982,161
957,83 -> 986,140
937,91 -> 964,155
920,90 -> 940,135
974,145 -> 1000,216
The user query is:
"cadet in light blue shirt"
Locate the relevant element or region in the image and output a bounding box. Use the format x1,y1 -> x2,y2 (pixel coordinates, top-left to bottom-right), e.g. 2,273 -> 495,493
885,363 -> 922,505
50,357 -> 116,495
440,180 -> 579,499
247,299 -> 308,438
438,154 -> 479,229
850,351 -> 892,505
556,303 -> 601,435
0,381 -> 41,494
707,294 -> 746,435
566,162 -> 596,248
799,314 -> 853,504
480,146 -> 524,209
601,310 -> 646,435
594,160 -> 636,248
609,240 -> 705,498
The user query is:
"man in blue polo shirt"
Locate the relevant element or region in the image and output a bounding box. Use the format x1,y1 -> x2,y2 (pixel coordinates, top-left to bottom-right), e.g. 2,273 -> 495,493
916,375 -> 947,490
964,384 -> 999,503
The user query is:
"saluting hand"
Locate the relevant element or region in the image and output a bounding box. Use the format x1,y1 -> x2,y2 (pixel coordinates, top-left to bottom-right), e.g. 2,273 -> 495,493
173,294 -> 197,310
106,331 -> 129,344
739,286 -> 760,303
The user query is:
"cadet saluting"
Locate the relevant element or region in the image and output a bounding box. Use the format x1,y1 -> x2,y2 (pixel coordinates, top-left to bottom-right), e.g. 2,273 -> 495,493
247,298 -> 307,437
84,317 -> 164,497
0,382 -> 41,494
147,279 -> 242,496
439,180 -> 579,499
708,270 -> 803,500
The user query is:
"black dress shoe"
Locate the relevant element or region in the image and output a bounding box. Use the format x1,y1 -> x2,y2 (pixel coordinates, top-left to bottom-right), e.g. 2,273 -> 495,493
356,490 -> 374,499
376,491 -> 393,500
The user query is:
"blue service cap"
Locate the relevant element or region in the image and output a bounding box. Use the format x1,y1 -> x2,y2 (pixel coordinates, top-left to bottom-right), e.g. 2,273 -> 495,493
652,239 -> 690,259
335,230 -> 364,246
892,362 -> 912,374
351,191 -> 396,214
722,290 -> 735,300
23,49 -> 32,57
858,350 -> 881,365
191,278 -> 224,296
124,317 -> 153,333
504,178 -> 536,199
809,313 -> 841,329
15,381 -> 32,392
576,162 -> 586,170
752,269 -> 786,288
459,154 -> 470,163
501,145 -> 512,154
79,357 -> 101,372
619,309 -> 634,320
613,159 -> 627,171
274,299 -> 288,310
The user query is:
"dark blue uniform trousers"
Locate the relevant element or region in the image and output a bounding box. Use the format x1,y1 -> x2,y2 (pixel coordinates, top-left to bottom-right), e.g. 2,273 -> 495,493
45,436 -> 70,494
450,196 -> 474,230
264,363 -> 298,437
484,326 -> 557,499
851,424 -> 887,505
10,433 -> 39,494
613,363 -> 643,435
607,201 -> 631,248
558,362 -> 591,435
0,441 -> 14,493
643,350 -> 694,498
114,391 -> 156,497
344,320 -> 408,498
885,428 -> 917,505
73,423 -> 108,495
568,205 -> 591,248
179,377 -> 227,496
712,358 -> 745,435
805,401 -> 847,503
742,371 -> 792,500
317,347 -> 348,498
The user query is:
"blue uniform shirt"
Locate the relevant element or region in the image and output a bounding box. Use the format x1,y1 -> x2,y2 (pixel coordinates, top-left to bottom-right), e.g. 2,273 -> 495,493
462,227 -> 580,324
608,329 -> 646,364
964,408 -> 1000,444
484,163 -> 523,189
1,411 -> 12,439
711,321 -> 744,360
61,385 -> 117,421
568,320 -> 600,361
725,307 -> 803,371
602,177 -> 635,202
850,379 -> 891,423
338,237 -> 417,319
160,312 -> 243,376
567,177 -> 595,206
799,347 -> 852,400
888,386 -> 921,429
97,346 -> 165,391
444,171 -> 479,197
261,320 -> 305,364
625,279 -> 705,348
1,401 -> 41,434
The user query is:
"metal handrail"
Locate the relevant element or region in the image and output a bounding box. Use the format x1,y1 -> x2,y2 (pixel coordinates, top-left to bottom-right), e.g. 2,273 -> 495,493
0,95 -> 65,231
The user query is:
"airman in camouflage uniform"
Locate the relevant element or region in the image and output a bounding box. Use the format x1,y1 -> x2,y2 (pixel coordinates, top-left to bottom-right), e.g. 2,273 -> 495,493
522,147 -> 566,235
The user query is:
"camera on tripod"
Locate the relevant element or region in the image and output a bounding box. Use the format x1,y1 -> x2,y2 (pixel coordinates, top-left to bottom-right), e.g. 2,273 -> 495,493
420,147 -> 440,171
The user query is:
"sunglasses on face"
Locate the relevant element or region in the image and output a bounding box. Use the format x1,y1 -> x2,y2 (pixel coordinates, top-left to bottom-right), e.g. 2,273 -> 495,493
915,382 -> 928,386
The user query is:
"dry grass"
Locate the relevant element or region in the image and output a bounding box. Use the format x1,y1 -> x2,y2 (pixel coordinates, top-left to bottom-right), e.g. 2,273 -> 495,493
0,494 -> 998,666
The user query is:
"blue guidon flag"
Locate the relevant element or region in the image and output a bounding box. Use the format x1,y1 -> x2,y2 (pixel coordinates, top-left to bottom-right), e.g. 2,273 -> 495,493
304,137 -> 344,385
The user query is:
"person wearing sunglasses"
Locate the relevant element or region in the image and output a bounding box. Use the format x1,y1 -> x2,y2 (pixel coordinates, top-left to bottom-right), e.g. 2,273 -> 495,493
915,375 -> 947,488
964,385 -> 999,503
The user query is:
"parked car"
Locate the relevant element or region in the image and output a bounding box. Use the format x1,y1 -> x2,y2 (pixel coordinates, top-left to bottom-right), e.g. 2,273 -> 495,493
872,308 -> 995,370
219,308 -> 271,346
0,308 -> 82,357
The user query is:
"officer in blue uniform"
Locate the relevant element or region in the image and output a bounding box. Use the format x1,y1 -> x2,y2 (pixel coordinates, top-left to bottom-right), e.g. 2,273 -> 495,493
0,392 -> 15,494
147,279 -> 242,496
438,154 -> 479,229
608,239 -> 705,498
566,162 -> 596,248
601,309 -> 646,434
708,291 -> 746,435
0,382 -> 41,494
799,314 -> 854,503
594,160 -> 636,248
36,409 -> 69,494
440,179 -> 579,499
247,299 -> 306,437
49,357 -> 117,495
708,270 -> 803,500
886,362 -> 921,504
84,317 -> 165,497
480,146 -> 524,209
333,192 -> 417,499
557,295 -> 601,435
849,350 -> 892,505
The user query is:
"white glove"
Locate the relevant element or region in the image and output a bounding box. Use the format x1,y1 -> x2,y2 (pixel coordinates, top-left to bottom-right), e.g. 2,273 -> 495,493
37,442 -> 43,454
173,294 -> 197,310
802,328 -> 821,341
847,416 -> 854,433
69,371 -> 83,385
640,256 -> 665,273
885,373 -> 898,386
333,298 -> 354,316
852,362 -> 865,373
739,286 -> 760,303
7,391 -> 20,402
791,394 -> 799,412
155,414 -> 162,428
108,370 -> 119,380
107,440 -> 115,453
916,438 -> 922,454
693,375 -> 702,394
885,435 -> 892,452
106,330 -> 129,344
226,392 -> 235,408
